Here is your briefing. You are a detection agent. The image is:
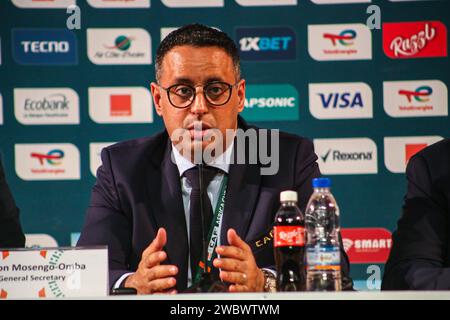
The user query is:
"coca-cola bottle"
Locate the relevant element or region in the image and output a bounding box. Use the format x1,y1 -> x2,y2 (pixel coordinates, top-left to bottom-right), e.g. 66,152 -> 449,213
273,190 -> 306,291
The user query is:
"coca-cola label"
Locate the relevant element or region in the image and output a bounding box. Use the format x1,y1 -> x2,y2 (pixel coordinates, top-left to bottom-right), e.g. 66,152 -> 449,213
383,21 -> 448,59
273,226 -> 305,247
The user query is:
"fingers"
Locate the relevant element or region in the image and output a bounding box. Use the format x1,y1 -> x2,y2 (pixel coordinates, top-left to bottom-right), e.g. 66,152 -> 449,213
142,251 -> 167,269
227,229 -> 251,252
142,228 -> 167,258
146,265 -> 178,282
219,270 -> 248,285
145,277 -> 177,294
213,258 -> 245,272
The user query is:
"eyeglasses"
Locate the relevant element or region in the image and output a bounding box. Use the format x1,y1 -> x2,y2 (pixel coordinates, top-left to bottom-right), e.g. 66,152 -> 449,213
159,81 -> 239,109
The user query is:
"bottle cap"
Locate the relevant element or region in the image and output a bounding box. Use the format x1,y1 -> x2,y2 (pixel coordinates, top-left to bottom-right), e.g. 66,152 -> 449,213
312,178 -> 331,188
280,190 -> 298,202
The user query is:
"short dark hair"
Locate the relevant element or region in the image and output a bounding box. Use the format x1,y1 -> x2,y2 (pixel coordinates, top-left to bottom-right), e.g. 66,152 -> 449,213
155,23 -> 241,82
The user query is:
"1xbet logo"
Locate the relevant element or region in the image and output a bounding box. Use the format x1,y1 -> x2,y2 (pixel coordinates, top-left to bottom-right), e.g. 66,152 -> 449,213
236,27 -> 296,61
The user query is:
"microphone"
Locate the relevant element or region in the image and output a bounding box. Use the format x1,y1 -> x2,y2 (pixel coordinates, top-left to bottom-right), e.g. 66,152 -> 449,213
184,163 -> 228,293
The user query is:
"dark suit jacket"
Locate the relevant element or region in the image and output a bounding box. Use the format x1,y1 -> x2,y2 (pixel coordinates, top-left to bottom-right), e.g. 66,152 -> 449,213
382,138 -> 450,290
0,158 -> 25,248
78,117 -> 351,291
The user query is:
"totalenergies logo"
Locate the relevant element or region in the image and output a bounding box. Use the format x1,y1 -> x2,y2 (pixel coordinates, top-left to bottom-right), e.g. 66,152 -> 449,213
105,35 -> 134,51
399,86 -> 433,103
31,149 -> 64,166
323,29 -> 356,46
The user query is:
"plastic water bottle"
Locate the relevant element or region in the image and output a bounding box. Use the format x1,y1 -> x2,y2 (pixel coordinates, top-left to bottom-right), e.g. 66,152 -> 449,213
305,178 -> 342,291
273,190 -> 306,291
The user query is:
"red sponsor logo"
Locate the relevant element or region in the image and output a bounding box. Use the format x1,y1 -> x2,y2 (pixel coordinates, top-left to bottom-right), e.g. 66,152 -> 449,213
341,228 -> 392,264
274,226 -> 305,247
383,21 -> 447,59
110,94 -> 132,116
405,143 -> 427,164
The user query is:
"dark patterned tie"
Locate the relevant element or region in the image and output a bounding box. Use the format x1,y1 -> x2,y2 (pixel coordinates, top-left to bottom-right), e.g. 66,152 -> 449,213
183,165 -> 219,278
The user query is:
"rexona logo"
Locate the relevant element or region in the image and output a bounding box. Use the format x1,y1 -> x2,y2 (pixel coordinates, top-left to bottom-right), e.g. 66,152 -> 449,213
88,87 -> 153,123
309,82 -> 373,120
87,0 -> 150,8
242,84 -> 298,122
15,143 -> 80,181
308,24 -> 372,61
12,29 -> 78,65
314,138 -> 378,175
161,0 -> 223,7
311,0 -> 370,3
341,228 -> 392,264
236,27 -> 296,61
12,0 -> 76,8
90,142 -> 116,177
87,28 -> 151,65
383,21 -> 448,59
384,136 -> 443,173
235,0 -> 297,5
384,80 -> 448,117
14,88 -> 80,125
0,94 -> 3,125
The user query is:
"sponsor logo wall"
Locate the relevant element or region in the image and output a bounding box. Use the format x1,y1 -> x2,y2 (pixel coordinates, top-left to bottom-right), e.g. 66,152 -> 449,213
1,1 -> 449,289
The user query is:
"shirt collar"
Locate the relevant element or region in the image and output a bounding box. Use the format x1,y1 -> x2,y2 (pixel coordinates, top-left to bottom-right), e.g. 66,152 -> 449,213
171,141 -> 233,177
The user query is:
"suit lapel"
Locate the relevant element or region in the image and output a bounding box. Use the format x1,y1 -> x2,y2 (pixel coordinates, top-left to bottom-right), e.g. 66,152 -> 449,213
147,139 -> 189,291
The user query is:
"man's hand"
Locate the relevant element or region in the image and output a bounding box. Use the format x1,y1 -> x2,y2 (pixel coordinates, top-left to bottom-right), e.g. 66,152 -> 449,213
124,228 -> 178,294
213,228 -> 265,292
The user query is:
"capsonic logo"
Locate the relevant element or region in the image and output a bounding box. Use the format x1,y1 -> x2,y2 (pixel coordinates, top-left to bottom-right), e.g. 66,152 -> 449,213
105,36 -> 133,51
31,149 -> 64,166
399,86 -> 432,103
383,21 -> 448,59
323,29 -> 356,46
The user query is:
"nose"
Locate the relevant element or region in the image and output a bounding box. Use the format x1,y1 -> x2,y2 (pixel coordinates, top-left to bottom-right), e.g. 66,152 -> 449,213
190,87 -> 209,115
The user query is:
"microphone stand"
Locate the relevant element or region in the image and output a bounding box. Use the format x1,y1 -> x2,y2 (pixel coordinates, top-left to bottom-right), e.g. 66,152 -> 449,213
184,163 -> 228,293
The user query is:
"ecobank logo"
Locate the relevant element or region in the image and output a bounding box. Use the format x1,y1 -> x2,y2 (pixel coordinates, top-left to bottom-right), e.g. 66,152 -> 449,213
242,84 -> 298,122
383,80 -> 448,117
236,27 -> 296,61
87,28 -> 151,65
12,29 -> 78,65
314,138 -> 378,175
384,136 -> 443,173
88,87 -> 153,123
383,21 -> 447,59
14,88 -> 80,125
15,143 -> 80,181
87,0 -> 150,8
308,24 -> 372,61
309,82 -> 373,120
89,142 -> 116,177
12,0 -> 76,8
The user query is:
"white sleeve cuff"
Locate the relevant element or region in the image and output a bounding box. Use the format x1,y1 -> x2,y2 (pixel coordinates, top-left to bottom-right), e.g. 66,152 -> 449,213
113,272 -> 135,289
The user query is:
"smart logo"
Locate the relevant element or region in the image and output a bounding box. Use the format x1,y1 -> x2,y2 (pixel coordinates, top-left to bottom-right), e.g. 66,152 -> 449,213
242,84 -> 299,121
309,83 -> 373,120
31,149 -> 65,166
12,29 -> 78,65
236,27 -> 296,61
323,29 -> 356,46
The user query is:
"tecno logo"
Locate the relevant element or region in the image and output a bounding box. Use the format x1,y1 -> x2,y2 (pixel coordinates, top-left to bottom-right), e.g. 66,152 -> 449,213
14,88 -> 80,125
308,23 -> 372,61
87,0 -> 150,8
90,142 -> 116,177
383,21 -> 448,59
242,84 -> 299,121
309,82 -> 373,120
87,28 -> 151,65
314,138 -> 378,174
236,27 -> 296,61
383,80 -> 448,117
384,136 -> 443,173
15,143 -> 80,181
341,228 -> 392,264
88,87 -> 153,124
12,0 -> 75,8
12,29 -> 78,65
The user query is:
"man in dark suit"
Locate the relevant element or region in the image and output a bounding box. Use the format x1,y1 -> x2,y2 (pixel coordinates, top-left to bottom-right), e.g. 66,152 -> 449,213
78,24 -> 351,294
382,138 -> 450,290
0,157 -> 25,248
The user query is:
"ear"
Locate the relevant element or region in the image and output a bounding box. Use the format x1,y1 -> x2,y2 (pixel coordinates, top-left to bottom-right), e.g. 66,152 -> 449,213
151,82 -> 163,116
236,79 -> 246,113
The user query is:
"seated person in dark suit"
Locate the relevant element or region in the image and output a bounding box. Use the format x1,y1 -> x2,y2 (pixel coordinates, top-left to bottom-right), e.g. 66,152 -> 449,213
78,24 -> 351,294
382,138 -> 450,290
0,158 -> 25,248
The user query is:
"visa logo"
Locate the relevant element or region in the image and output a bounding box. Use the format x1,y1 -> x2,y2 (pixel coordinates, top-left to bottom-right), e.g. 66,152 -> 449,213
239,37 -> 292,51
318,92 -> 364,108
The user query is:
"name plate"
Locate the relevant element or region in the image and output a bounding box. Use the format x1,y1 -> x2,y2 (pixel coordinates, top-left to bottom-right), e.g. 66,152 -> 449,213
0,247 -> 108,299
